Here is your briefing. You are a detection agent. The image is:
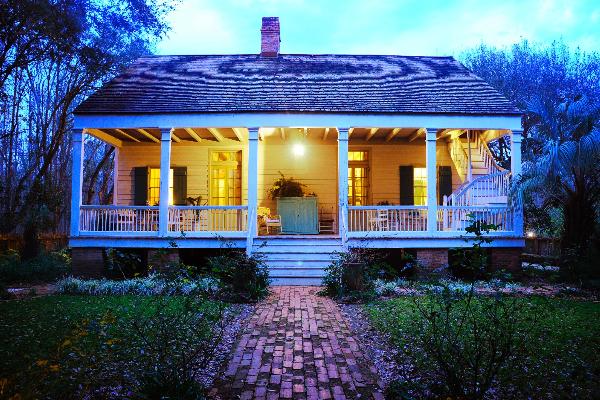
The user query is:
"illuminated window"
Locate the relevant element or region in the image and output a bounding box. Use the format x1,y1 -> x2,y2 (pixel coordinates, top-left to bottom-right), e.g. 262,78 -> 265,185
148,168 -> 173,206
210,151 -> 242,206
413,168 -> 427,206
348,151 -> 369,206
348,151 -> 368,161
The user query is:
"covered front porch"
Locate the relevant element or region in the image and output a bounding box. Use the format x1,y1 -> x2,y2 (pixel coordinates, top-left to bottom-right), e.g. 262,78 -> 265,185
69,113 -> 524,250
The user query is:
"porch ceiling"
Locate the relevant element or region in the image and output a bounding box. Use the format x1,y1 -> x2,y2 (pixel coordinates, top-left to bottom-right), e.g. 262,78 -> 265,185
86,127 -> 249,145
85,126 -> 512,146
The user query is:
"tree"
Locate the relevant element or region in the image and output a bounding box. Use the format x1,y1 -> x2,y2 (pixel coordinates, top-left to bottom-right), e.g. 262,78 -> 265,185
461,41 -> 600,275
519,95 -> 600,276
0,0 -> 175,255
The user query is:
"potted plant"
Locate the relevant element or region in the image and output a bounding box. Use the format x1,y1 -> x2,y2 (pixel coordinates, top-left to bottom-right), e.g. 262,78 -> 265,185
268,172 -> 305,199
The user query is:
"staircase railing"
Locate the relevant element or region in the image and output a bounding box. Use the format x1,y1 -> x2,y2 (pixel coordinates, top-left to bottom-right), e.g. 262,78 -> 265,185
448,138 -> 469,181
477,134 -> 506,173
445,170 -> 511,207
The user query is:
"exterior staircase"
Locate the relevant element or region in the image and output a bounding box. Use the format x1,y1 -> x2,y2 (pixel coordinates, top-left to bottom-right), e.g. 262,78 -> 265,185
252,236 -> 343,286
447,132 -> 509,206
444,132 -> 512,231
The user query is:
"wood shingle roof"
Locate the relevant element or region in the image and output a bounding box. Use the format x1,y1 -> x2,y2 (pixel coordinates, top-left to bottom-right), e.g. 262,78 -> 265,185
74,54 -> 520,115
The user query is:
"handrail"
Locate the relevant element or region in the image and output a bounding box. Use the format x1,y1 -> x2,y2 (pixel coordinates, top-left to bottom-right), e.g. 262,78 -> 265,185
169,205 -> 248,210
453,170 -> 510,199
448,138 -> 469,181
348,205 -> 429,210
81,205 -> 159,210
479,136 -> 506,173
447,170 -> 511,207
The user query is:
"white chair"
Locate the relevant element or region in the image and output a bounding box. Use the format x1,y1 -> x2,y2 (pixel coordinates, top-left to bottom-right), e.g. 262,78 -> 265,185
265,214 -> 282,234
319,205 -> 336,234
369,209 -> 389,231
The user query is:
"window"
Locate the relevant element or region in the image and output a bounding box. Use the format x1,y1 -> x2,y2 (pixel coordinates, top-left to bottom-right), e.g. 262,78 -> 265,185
348,151 -> 368,161
210,151 -> 242,206
348,151 -> 369,206
413,167 -> 427,205
148,168 -> 173,206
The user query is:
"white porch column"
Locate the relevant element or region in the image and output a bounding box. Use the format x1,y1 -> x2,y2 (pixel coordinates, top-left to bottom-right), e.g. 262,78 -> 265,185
70,129 -> 85,237
511,129 -> 524,236
511,129 -> 523,178
466,129 -> 473,182
426,128 -> 438,232
159,128 -> 172,236
337,128 -> 349,246
112,147 -> 119,205
246,127 -> 259,255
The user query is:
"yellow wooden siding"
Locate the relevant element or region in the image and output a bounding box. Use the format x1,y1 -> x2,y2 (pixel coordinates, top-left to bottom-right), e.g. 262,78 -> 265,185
117,143 -> 247,205
257,138 -> 338,214
116,140 -> 458,207
365,142 -> 460,205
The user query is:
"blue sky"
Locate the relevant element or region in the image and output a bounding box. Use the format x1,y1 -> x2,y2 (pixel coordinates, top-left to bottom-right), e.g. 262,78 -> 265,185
156,0 -> 600,56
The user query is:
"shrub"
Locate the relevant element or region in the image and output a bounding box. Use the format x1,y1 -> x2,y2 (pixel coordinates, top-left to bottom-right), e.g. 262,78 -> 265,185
207,249 -> 270,302
0,248 -> 70,284
56,275 -> 220,297
383,283 -> 544,399
104,248 -> 147,278
450,214 -> 499,280
322,249 -> 385,301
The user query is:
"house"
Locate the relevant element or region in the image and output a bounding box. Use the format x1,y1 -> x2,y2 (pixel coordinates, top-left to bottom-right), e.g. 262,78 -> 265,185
70,17 -> 523,285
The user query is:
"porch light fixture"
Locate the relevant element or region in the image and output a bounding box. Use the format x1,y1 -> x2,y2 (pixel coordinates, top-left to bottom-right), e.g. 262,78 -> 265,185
526,230 -> 536,238
292,143 -> 305,157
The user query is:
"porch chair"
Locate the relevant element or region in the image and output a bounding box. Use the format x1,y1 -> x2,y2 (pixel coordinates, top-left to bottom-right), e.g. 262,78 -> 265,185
319,205 -> 336,234
257,207 -> 282,235
369,209 -> 389,231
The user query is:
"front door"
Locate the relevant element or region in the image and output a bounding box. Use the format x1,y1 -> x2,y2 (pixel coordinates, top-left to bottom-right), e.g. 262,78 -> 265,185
209,151 -> 242,229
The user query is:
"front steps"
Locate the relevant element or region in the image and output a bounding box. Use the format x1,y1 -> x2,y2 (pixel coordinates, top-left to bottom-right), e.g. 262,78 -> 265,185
252,236 -> 343,286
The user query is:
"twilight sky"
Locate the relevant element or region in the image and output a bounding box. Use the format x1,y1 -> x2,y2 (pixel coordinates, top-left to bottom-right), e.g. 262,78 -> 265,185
156,0 -> 600,56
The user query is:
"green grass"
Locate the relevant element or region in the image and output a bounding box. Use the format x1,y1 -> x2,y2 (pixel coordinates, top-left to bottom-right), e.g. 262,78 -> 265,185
0,295 -> 225,397
366,296 -> 600,397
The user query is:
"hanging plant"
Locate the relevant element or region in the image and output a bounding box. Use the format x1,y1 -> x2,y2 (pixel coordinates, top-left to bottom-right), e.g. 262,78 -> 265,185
269,172 -> 306,199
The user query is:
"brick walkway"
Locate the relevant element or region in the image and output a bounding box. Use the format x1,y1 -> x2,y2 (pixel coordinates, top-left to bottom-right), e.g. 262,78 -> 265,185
210,286 -> 384,400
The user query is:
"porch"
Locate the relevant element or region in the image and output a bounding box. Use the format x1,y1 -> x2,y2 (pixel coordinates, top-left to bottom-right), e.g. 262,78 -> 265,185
70,122 -> 524,250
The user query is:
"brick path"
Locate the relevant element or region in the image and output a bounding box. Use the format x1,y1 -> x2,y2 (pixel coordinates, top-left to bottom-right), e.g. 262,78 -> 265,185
210,286 -> 384,400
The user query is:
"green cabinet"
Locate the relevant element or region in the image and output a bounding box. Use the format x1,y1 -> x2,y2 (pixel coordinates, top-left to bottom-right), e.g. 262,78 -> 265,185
277,197 -> 319,234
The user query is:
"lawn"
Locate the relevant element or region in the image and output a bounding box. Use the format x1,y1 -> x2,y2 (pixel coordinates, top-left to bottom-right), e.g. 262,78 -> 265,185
366,296 -> 600,398
0,295 -> 227,398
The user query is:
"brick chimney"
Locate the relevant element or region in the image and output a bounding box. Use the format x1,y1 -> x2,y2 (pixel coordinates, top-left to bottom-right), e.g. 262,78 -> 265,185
261,17 -> 280,57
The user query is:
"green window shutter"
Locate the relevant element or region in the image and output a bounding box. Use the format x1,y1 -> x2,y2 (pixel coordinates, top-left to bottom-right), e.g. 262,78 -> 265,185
133,167 -> 148,205
438,166 -> 453,205
399,166 -> 414,205
173,167 -> 187,205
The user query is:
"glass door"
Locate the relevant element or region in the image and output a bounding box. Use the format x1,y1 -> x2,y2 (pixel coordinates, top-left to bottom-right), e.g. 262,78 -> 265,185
209,151 -> 242,230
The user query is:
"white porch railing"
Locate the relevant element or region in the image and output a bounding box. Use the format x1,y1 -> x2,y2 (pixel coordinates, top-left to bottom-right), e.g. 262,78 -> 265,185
168,206 -> 248,232
348,206 -> 428,232
437,205 -> 514,232
348,205 -> 515,233
80,205 -> 159,232
446,170 -> 511,207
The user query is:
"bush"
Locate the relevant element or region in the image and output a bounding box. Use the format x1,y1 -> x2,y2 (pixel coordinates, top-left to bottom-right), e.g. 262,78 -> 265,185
207,249 -> 270,302
56,274 -> 220,297
104,248 -> 147,278
322,249 -> 388,301
380,284 -> 544,399
0,248 -> 70,284
450,215 -> 499,280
